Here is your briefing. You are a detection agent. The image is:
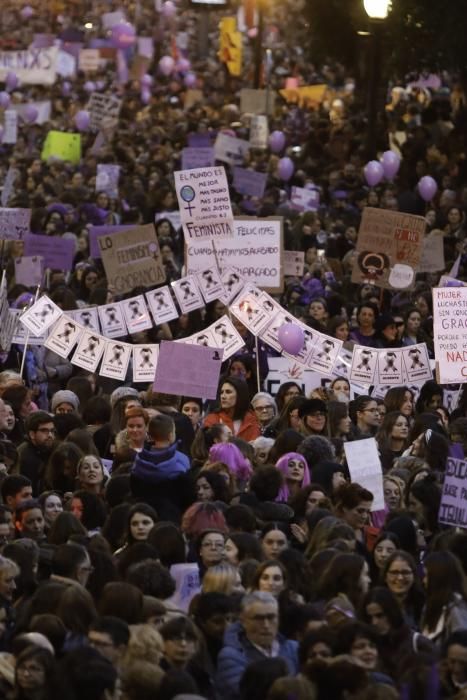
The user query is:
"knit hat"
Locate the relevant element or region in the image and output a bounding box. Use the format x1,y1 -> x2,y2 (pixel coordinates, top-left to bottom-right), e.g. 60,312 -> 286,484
110,386 -> 139,409
51,390 -> 79,412
298,398 -> 327,419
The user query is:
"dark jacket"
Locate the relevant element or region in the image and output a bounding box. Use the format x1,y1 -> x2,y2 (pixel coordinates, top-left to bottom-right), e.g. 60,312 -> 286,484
17,439 -> 52,495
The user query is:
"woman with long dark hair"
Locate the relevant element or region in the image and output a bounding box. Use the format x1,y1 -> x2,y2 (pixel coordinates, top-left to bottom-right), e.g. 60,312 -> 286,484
376,412 -> 410,472
203,376 -> 260,441
421,551 -> 467,649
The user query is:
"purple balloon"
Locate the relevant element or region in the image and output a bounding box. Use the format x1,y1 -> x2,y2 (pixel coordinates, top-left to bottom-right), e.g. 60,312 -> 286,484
5,72 -> 18,91
364,160 -> 384,187
381,150 -> 400,180
159,55 -> 175,76
184,72 -> 197,88
20,5 -> 34,19
418,175 -> 438,202
0,91 -> 10,108
23,105 -> 38,123
141,73 -> 153,87
269,130 -> 285,154
162,0 -> 177,17
176,58 -> 191,74
95,80 -> 105,91
110,21 -> 136,50
278,156 -> 294,181
74,110 -> 90,131
141,88 -> 151,104
278,322 -> 304,355
84,81 -> 96,93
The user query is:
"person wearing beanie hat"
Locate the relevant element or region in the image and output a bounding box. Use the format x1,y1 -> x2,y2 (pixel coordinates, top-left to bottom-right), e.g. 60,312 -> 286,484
110,387 -> 139,410
50,390 -> 80,415
298,399 -> 327,437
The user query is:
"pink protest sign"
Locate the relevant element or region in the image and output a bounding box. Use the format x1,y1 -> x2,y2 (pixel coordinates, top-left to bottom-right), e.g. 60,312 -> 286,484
153,341 -> 224,399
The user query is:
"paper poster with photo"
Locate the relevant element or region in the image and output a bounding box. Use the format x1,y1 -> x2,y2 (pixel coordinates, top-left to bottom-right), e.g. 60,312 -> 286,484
438,457 -> 467,528
20,296 -> 63,337
219,267 -> 245,304
45,317 -> 84,358
145,286 -> 179,324
96,164 -> 120,199
0,309 -> 20,354
350,345 -> 378,384
196,267 -> 225,303
331,348 -> 353,379
308,334 -> 343,375
181,147 -> 215,171
0,208 -> 31,240
401,343 -> 432,383
171,275 -> 204,314
71,330 -> 105,372
352,207 -> 426,290
283,325 -> 317,366
14,256 -> 43,286
229,288 -> 272,335
249,115 -> 269,149
133,344 -> 159,383
12,309 -> 47,346
97,302 -> 127,339
99,340 -> 132,381
154,341 -> 224,399
70,307 -> 100,333
377,349 -> 404,385
291,186 -> 320,212
260,309 -> 296,352
120,295 -> 152,334
232,167 -> 267,199
240,88 -> 273,115
210,315 -> 245,360
189,329 -> 217,348
344,438 -> 385,511
283,251 -> 305,276
174,166 -> 234,243
214,133 -> 250,167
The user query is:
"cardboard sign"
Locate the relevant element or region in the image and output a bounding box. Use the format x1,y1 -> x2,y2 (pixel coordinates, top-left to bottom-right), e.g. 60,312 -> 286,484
214,133 -> 250,166
99,340 -> 132,381
20,296 -> 63,337
14,256 -> 43,286
344,438 -> 385,511
45,317 -> 83,358
23,234 -> 75,270
0,208 -> 31,240
279,84 -> 327,108
87,93 -> 122,132
174,166 -> 234,243
283,251 -> 305,276
249,115 -> 269,149
89,225 -> 133,259
233,167 -> 267,198
154,340 -> 223,399
145,286 -> 179,324
0,47 -> 58,85
352,207 -> 426,290
433,286 -> 467,384
96,164 -> 120,198
291,186 -> 320,212
418,231 -> 445,273
181,148 -> 215,171
133,344 -> 159,383
2,110 -> 17,144
439,457 -> 467,528
78,49 -> 100,72
98,302 -> 127,339
240,88 -> 273,115
41,131 -> 81,164
186,217 -> 283,292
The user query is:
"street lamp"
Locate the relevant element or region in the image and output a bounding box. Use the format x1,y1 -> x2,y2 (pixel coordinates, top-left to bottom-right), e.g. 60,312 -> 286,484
363,0 -> 391,158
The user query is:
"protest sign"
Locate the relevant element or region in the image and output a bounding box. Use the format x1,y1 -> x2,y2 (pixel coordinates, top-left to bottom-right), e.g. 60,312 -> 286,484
0,47 -> 58,85
1,168 -> 18,207
283,251 -> 305,276
186,217 -> 283,292
12,101 -> 52,125
102,11 -> 126,28
279,84 -> 327,108
45,317 -> 83,358
196,267 -> 225,304
181,148 -> 215,171
2,111 -> 17,144
344,438 -> 385,511
71,330 -> 105,373
249,115 -> 269,149
0,208 -> 31,240
401,343 -> 432,383
439,457 -> 467,528
265,356 -> 328,397
184,89 -> 203,110
433,286 -> 467,384
209,315 -> 245,360
308,334 -> 343,375
99,340 -> 132,381
98,302 -> 127,339
23,234 -> 75,271
214,133 -> 250,167
240,89 -> 274,115
418,230 -> 445,273
154,341 -> 223,399
232,167 -> 267,199
173,166 -> 234,243
171,275 -> 205,314
145,286 -> 179,324
137,37 -> 154,59
20,296 -> 63,337
376,349 -> 404,386
291,186 -> 320,212
87,93 -> 122,132
229,287 -> 273,335
98,224 -> 166,294
96,164 -> 120,198
78,49 -> 100,72
41,131 -> 81,164
133,345 -> 159,383
12,308 -> 47,346
120,295 -> 153,334
56,49 -> 77,78
14,256 -> 43,287
70,307 -> 100,332
352,207 -> 426,290
89,225 -> 133,259
350,346 -> 378,385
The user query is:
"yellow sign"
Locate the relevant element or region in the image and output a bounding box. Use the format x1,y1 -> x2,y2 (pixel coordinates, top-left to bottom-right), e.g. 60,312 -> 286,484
219,17 -> 242,77
279,84 -> 328,108
41,131 -> 82,164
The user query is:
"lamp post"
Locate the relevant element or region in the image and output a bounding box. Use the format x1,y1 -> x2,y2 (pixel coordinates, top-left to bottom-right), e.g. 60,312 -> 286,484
363,0 -> 391,159
253,0 -> 265,89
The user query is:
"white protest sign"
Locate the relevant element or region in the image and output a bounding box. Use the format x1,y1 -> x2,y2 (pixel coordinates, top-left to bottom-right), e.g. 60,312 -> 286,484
14,256 -> 43,286
1,167 -> 18,207
344,438 -> 384,511
120,295 -> 152,334
249,115 -> 269,149
99,340 -> 132,381
219,267 -> 245,304
283,251 -> 305,276
173,166 -> 234,243
12,101 -> 52,125
87,93 -> 122,132
376,349 -> 404,386
0,47 -> 58,85
186,217 -> 283,292
433,286 -> 467,384
196,267 -> 225,303
98,302 -> 127,339
44,317 -> 83,358
137,37 -> 154,59
401,343 -> 432,383
12,309 -> 47,346
2,110 -> 17,144
145,286 -> 179,324
291,186 -> 320,212
308,334 -> 343,375
133,344 -> 159,383
0,208 -> 31,240
350,345 -> 378,384
171,275 -> 205,314
264,356 -> 328,397
261,308 -> 297,352
69,307 -> 100,333
439,457 -> 467,528
79,49 -> 100,72
71,330 -> 105,372
209,315 -> 245,360
418,231 -> 445,273
229,287 -> 273,335
214,133 -> 250,166
20,296 -> 63,336
56,50 -> 76,79
102,11 -> 126,28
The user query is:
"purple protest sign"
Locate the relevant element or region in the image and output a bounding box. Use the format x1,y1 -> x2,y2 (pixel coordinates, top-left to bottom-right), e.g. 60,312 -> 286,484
181,147 -> 215,171
89,225 -> 133,259
154,340 -> 224,399
96,164 -> 120,199
187,133 -> 212,147
23,234 -> 75,271
233,167 -> 267,199
0,208 -> 31,240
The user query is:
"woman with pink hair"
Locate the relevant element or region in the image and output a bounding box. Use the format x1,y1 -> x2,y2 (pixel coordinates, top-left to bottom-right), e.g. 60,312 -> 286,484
208,442 -> 252,490
275,452 -> 311,502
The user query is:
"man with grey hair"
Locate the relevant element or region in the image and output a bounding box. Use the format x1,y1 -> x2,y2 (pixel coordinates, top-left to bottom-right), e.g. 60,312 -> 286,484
251,392 -> 277,432
215,592 -> 298,700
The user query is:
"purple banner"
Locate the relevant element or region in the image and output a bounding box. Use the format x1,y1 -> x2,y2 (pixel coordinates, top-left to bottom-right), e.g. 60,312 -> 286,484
233,167 -> 268,199
23,234 -> 75,271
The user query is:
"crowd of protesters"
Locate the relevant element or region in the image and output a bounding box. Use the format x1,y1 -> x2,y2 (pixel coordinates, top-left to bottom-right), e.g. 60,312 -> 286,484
1,0 -> 467,699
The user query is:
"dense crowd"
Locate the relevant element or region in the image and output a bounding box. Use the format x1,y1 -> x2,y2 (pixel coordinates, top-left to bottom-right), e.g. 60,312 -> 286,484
1,1 -> 467,699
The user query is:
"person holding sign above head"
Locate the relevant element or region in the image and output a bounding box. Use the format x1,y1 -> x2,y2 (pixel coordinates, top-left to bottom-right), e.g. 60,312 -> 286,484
203,377 -> 261,442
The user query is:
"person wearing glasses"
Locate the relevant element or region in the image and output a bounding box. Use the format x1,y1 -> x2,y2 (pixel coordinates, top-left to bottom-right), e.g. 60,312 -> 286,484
350,396 -> 381,439
216,591 -> 298,700
250,392 -> 277,434
382,550 -> 425,629
298,399 -> 328,437
16,412 -> 56,496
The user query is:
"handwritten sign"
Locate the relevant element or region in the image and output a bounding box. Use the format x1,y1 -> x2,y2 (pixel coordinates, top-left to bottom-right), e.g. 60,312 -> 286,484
96,164 -> 120,199
344,438 -> 385,511
439,457 -> 467,528
291,186 -> 320,212
283,250 -> 305,276
233,167 -> 267,199
41,131 -> 81,164
181,147 -> 215,171
2,110 -> 17,144
89,225 -> 133,259
78,49 -> 100,72
214,133 -> 250,166
23,234 -> 75,270
0,47 -> 58,85
433,286 -> 467,384
87,93 -> 122,132
249,115 -> 269,149
0,208 -> 31,240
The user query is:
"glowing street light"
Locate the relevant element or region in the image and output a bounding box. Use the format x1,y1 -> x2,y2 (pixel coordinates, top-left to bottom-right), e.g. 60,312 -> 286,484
363,0 -> 392,20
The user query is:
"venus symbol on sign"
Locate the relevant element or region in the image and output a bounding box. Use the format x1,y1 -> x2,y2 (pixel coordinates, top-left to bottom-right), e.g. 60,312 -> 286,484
180,185 -> 196,216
